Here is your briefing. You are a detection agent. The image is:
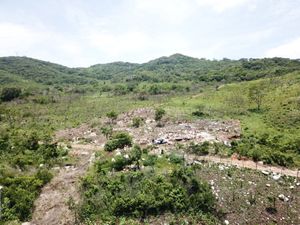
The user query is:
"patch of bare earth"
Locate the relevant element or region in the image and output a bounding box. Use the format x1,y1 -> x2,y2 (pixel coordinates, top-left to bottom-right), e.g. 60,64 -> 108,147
28,107 -> 299,224
29,138 -> 104,224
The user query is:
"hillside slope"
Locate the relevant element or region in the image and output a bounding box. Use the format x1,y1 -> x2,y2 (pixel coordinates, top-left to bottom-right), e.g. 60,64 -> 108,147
1,54 -> 300,86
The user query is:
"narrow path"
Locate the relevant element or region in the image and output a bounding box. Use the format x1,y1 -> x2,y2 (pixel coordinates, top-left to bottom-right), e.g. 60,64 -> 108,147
186,154 -> 299,178
30,143 -> 99,225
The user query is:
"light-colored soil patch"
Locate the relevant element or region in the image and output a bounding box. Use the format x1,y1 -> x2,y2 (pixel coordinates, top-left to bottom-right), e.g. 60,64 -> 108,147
30,143 -> 102,225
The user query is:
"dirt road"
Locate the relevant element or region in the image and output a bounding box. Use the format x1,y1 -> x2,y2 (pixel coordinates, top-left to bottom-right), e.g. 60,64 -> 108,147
30,143 -> 99,225
186,154 -> 299,178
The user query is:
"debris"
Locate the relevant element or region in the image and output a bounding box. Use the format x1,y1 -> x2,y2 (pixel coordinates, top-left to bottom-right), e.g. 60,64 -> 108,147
224,220 -> 229,225
290,185 -> 295,189
262,170 -> 269,175
272,173 -> 281,181
278,194 -> 289,202
153,138 -> 168,145
266,184 -> 271,187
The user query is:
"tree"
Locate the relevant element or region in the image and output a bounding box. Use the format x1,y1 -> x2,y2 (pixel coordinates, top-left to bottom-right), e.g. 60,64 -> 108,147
248,85 -> 265,111
0,87 -> 21,102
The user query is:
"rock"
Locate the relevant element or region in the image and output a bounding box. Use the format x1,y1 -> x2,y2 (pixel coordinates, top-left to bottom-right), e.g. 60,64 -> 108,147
262,170 -> 269,175
80,151 -> 89,155
296,182 -> 300,186
290,185 -> 295,189
266,183 -> 271,187
39,163 -> 44,167
278,194 -> 289,202
219,165 -> 225,171
224,220 -> 229,225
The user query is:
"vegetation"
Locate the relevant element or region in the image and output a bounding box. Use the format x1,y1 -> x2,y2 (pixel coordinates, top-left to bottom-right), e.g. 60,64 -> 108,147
77,148 -> 218,224
104,132 -> 133,152
0,54 -> 300,223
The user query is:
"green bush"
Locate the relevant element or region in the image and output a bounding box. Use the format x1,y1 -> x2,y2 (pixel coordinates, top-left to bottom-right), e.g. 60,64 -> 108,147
104,132 -> 132,151
154,108 -> 166,121
187,142 -> 210,155
168,153 -> 184,164
132,117 -> 143,128
79,165 -> 216,222
0,87 -> 22,102
111,155 -> 131,171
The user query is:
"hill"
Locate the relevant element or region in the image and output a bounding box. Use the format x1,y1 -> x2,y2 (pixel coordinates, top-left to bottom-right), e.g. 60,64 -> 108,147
1,54 -> 300,87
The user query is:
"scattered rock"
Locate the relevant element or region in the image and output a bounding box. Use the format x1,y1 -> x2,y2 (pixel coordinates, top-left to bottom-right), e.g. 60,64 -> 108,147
224,220 -> 229,225
278,194 -> 289,202
266,183 -> 271,187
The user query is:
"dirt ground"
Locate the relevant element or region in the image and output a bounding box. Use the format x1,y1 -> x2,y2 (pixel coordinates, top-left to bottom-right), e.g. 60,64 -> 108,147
28,108 -> 299,224
29,143 -> 103,225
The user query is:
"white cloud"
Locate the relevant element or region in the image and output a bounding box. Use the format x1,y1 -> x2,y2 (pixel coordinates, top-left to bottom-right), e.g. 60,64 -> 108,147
0,23 -> 42,55
134,0 -> 195,24
265,38 -> 300,59
195,0 -> 249,13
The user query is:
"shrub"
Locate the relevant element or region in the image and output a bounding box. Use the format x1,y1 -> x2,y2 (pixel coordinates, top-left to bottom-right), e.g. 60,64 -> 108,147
143,154 -> 158,166
111,155 -> 131,171
154,108 -> 166,122
0,87 -> 22,102
168,153 -> 184,164
106,111 -> 118,123
104,132 -> 132,151
187,142 -> 210,155
132,117 -> 143,128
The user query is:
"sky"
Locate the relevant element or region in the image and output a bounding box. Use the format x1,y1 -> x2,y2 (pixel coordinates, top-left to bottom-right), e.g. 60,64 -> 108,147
0,0 -> 300,67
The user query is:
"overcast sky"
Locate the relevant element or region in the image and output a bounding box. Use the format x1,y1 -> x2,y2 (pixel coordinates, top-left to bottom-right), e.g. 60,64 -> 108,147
0,0 -> 300,67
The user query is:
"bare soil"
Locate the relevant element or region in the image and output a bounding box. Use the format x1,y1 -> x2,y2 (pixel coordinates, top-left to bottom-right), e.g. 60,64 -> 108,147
28,107 -> 299,224
29,143 -> 102,225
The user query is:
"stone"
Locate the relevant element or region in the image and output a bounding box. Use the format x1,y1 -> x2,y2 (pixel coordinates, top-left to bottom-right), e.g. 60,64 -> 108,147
278,194 -> 289,202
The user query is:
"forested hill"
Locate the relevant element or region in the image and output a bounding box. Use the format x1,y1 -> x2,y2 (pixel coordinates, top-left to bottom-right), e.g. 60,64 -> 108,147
1,54 -> 300,86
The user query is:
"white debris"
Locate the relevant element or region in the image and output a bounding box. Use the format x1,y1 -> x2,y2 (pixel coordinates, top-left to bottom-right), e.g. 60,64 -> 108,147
278,194 -> 289,202
272,173 -> 281,181
290,186 -> 295,189
111,158 -> 115,162
219,165 -> 225,171
224,220 -> 229,225
296,182 -> 300,186
262,170 -> 269,175
124,154 -> 129,159
266,184 -> 271,187
39,164 -> 44,167
80,151 -> 89,155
